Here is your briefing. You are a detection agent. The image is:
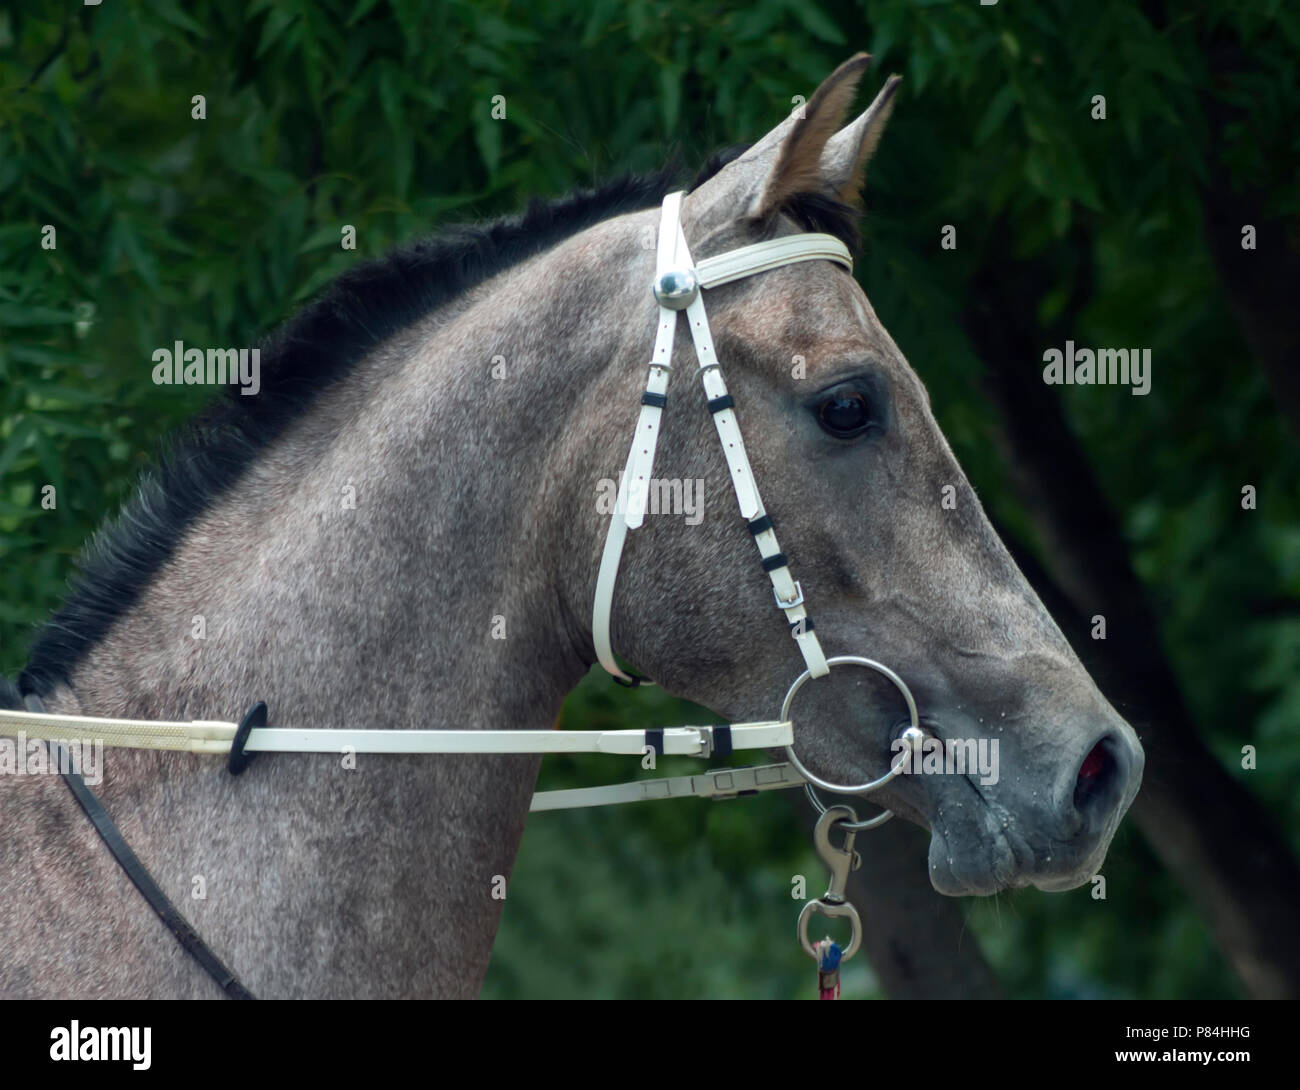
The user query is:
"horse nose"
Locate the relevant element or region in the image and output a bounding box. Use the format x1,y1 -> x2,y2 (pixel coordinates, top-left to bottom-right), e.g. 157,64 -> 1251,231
1066,733 -> 1132,837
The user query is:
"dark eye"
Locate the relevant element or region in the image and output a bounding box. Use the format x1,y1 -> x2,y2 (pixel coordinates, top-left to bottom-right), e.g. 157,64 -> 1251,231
816,389 -> 876,438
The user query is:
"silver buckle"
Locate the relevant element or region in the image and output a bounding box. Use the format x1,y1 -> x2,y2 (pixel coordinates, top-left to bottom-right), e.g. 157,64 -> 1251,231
774,580 -> 804,610
696,726 -> 715,759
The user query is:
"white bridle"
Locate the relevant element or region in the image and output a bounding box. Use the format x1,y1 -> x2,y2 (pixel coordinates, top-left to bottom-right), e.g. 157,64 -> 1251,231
1,191 -> 922,819
592,190 -> 841,686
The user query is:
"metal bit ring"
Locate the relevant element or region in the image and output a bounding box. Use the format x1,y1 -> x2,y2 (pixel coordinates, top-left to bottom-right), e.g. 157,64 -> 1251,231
781,656 -> 923,819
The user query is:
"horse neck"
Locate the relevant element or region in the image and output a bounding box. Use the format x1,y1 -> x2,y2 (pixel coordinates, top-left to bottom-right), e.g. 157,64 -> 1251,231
34,221 -> 646,996
60,228 -> 641,727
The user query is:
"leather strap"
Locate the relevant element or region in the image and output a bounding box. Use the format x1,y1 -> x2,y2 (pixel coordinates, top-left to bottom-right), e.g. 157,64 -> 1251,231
592,194 -> 688,682
676,223 -> 827,675
0,706 -> 238,751
0,706 -> 792,758
234,721 -> 793,755
24,693 -> 254,1000
529,761 -> 807,811
694,234 -> 852,289
622,190 -> 685,531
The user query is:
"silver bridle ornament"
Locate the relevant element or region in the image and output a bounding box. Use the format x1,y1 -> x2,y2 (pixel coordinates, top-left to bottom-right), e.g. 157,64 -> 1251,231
652,266 -> 699,309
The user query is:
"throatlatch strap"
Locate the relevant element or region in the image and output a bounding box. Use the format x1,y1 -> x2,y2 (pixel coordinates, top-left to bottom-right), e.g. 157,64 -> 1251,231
25,693 -> 255,1000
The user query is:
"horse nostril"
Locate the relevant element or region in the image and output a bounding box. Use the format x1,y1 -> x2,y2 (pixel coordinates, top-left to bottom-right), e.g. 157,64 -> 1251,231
1072,737 -> 1118,817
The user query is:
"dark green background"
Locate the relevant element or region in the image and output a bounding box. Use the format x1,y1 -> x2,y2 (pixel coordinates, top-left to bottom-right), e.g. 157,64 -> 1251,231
2,1 -> 1296,998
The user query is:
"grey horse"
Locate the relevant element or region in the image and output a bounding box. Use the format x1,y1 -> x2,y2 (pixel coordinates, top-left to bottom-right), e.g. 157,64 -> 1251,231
0,55 -> 1142,998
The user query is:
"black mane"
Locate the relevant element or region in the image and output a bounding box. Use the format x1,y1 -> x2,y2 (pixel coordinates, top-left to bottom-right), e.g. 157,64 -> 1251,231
20,148 -> 861,695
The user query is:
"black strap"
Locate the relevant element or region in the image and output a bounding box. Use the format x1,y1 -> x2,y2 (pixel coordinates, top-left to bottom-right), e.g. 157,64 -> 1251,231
713,725 -> 733,758
228,702 -> 267,775
25,693 -> 255,1000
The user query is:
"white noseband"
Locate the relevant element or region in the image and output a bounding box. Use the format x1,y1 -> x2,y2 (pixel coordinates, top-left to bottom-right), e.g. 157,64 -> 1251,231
592,190 -> 854,686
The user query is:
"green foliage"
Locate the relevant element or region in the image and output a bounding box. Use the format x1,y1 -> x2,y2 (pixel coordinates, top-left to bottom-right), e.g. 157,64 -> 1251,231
2,0 -> 1296,998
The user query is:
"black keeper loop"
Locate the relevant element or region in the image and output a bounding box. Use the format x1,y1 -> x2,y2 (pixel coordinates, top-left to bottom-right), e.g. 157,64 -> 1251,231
228,702 -> 268,776
645,728 -> 664,756
640,391 -> 667,409
789,617 -> 815,633
747,514 -> 774,536
761,552 -> 789,573
714,725 -> 733,758
706,394 -> 735,414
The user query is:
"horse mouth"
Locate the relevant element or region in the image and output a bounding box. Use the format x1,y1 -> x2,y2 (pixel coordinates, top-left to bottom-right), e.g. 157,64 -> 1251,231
925,816 -> 1023,896
916,735 -> 1142,897
924,800 -> 1139,895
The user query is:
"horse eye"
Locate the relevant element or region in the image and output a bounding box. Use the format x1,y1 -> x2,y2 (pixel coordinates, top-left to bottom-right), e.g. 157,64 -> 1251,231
815,390 -> 875,438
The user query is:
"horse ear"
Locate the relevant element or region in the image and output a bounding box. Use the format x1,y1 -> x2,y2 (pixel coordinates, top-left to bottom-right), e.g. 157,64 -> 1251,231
747,53 -> 874,222
819,74 -> 902,208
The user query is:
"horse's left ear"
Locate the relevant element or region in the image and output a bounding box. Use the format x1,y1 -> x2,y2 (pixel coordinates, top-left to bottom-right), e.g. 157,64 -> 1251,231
748,53 -> 873,221
820,74 -> 902,207
749,56 -> 900,221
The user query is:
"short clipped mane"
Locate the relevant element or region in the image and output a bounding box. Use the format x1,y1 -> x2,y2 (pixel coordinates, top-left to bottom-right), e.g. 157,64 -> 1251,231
20,147 -> 858,695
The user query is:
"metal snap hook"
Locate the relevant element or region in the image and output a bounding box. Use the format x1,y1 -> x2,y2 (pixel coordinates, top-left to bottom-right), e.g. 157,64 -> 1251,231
798,804 -> 864,961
